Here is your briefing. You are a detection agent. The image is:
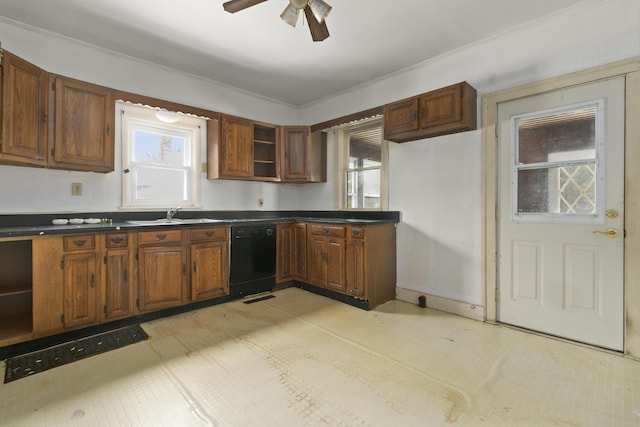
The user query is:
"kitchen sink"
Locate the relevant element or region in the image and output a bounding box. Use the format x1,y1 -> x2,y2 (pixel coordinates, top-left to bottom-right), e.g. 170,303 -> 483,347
126,218 -> 225,226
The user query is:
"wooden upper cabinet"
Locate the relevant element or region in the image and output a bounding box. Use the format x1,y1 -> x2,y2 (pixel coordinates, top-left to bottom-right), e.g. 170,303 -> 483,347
0,50 -> 48,167
49,75 -> 115,172
383,98 -> 419,136
220,115 -> 253,178
281,126 -> 327,183
282,126 -> 309,182
384,81 -> 477,143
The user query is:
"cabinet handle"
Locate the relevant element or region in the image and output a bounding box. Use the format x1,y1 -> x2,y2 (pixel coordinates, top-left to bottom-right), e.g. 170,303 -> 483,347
106,123 -> 111,136
183,264 -> 187,275
323,228 -> 329,234
205,231 -> 214,237
110,237 -> 124,244
124,268 -> 128,283
193,262 -> 197,273
155,233 -> 168,241
412,109 -> 417,120
90,273 -> 95,288
73,239 -> 87,247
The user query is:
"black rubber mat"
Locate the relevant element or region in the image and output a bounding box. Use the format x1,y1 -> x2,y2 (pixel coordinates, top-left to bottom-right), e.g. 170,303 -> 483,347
4,325 -> 148,383
243,294 -> 276,304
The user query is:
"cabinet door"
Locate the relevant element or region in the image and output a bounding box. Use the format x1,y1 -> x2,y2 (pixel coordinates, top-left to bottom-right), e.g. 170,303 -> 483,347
383,98 -> 419,138
104,249 -> 132,320
50,75 -> 115,172
276,223 -> 293,281
282,126 -> 308,182
138,245 -> 187,312
308,235 -> 327,287
0,51 -> 47,166
191,241 -> 229,301
326,238 -> 346,292
63,252 -> 98,328
293,223 -> 307,280
346,238 -> 366,298
220,116 -> 253,178
419,84 -> 462,129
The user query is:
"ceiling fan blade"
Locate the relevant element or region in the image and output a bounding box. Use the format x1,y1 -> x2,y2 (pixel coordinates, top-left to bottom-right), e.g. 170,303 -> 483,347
303,5 -> 330,42
223,0 -> 269,13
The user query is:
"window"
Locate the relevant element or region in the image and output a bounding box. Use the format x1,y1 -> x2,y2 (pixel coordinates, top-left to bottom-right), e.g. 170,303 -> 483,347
511,101 -> 603,223
119,102 -> 205,209
337,118 -> 388,210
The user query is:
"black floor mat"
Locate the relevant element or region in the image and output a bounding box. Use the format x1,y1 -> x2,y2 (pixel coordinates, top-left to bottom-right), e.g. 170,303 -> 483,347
4,325 -> 148,383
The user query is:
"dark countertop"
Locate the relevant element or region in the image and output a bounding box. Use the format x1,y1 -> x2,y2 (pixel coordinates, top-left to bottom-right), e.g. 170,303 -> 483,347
0,210 -> 400,238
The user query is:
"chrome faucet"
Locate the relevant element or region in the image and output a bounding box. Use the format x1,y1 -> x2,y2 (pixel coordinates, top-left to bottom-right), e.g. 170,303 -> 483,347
166,207 -> 182,221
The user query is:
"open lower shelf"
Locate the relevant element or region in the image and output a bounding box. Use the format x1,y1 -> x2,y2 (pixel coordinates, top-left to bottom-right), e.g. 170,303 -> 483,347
0,284 -> 33,297
0,312 -> 33,343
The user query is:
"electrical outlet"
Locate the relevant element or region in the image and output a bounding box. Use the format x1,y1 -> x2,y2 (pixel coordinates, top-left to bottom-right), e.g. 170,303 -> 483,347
258,198 -> 264,207
71,183 -> 82,196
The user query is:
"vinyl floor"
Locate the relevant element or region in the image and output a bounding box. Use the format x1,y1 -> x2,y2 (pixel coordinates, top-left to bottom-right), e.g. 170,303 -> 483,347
1,287 -> 638,426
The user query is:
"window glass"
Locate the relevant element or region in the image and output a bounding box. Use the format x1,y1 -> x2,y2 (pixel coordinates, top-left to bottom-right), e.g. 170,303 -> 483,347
119,103 -> 203,209
343,122 -> 385,209
512,102 -> 602,221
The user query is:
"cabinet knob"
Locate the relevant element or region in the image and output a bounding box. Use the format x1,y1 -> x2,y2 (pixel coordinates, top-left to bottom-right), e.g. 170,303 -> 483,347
73,239 -> 87,247
205,231 -> 214,237
155,233 -> 167,241
110,237 -> 124,244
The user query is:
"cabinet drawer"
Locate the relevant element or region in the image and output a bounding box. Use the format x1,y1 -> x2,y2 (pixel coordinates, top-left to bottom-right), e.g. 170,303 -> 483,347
350,227 -> 365,239
105,232 -> 129,248
310,224 -> 346,238
137,229 -> 183,245
63,234 -> 96,251
190,227 -> 227,241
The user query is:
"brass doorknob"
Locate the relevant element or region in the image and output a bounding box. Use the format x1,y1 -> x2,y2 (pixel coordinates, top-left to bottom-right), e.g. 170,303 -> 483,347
592,228 -> 619,238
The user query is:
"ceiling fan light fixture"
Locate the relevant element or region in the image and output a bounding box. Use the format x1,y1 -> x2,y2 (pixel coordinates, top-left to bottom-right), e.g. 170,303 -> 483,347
280,4 -> 300,27
290,0 -> 308,9
308,0 -> 331,23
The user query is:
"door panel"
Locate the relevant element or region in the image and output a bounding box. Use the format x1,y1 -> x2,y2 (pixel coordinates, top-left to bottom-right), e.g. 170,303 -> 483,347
497,77 -> 624,350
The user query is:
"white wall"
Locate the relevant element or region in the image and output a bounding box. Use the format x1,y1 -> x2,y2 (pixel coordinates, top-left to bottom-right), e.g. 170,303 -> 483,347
299,0 -> 640,306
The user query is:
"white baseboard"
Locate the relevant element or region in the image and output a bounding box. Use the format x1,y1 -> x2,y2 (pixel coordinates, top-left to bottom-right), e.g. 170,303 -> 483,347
395,287 -> 485,322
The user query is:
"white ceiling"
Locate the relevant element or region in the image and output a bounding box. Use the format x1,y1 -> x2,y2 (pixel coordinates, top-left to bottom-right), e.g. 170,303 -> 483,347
0,0 -> 585,106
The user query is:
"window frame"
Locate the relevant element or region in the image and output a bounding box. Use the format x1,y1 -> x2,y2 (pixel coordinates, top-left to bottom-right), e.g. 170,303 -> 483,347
335,117 -> 388,210
118,102 -> 204,210
510,100 -> 605,224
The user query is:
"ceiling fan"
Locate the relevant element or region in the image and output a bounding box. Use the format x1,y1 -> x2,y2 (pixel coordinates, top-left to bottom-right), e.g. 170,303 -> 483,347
223,0 -> 332,42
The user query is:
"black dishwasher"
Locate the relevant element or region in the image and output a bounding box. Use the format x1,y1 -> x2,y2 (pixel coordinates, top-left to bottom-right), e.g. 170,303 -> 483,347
230,223 -> 277,297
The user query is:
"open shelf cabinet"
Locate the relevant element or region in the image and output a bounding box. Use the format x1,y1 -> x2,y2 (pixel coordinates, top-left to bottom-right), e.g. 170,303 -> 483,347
0,239 -> 33,343
253,124 -> 278,179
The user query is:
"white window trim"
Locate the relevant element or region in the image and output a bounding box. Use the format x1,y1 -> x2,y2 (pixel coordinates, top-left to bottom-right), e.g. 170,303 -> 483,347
118,102 -> 204,210
334,117 -> 388,211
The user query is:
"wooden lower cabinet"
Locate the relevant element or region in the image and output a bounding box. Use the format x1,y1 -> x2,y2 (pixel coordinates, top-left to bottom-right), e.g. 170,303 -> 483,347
346,230 -> 366,298
308,225 -> 347,292
306,223 -> 396,309
62,251 -> 99,328
276,223 -> 293,280
61,234 -> 100,328
347,224 -> 397,308
277,222 -> 308,283
136,229 -> 187,313
103,232 -> 134,321
190,227 -> 229,301
292,223 -> 307,279
31,234 -> 100,337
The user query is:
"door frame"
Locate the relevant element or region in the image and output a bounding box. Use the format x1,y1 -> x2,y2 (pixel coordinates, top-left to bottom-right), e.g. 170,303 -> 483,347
482,57 -> 640,358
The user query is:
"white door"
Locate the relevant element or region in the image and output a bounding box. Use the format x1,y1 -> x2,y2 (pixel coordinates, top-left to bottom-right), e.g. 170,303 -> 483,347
497,77 -> 625,351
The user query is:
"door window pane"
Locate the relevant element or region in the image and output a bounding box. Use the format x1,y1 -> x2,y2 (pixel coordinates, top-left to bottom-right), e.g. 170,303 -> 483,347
512,101 -> 603,221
